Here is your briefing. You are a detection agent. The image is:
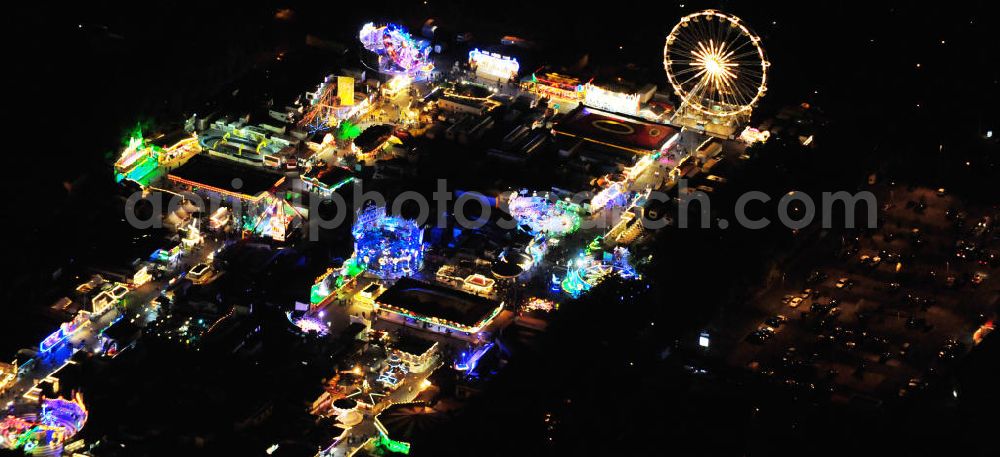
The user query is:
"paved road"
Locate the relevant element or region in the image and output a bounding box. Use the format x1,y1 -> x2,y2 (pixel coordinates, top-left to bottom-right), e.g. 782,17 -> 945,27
2,238 -> 222,408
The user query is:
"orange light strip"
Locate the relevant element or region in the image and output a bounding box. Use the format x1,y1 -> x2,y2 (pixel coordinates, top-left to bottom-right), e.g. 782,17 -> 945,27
166,174 -> 284,202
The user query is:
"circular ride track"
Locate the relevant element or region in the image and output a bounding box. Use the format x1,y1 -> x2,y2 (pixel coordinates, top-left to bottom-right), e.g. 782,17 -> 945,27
1,394 -> 88,455
507,193 -> 581,237
198,129 -> 282,160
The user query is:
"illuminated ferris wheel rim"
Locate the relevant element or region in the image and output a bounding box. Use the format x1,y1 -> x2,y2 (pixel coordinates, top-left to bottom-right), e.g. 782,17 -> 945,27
663,9 -> 769,117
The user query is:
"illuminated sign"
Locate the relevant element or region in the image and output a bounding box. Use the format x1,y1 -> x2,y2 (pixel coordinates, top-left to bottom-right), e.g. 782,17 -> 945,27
462,274 -> 496,294
40,314 -> 88,353
524,72 -> 586,101
209,207 -> 230,230
383,75 -> 412,97
739,126 -> 770,144
91,291 -> 115,315
337,76 -> 355,106
115,136 -> 147,171
152,245 -> 182,263
468,49 -> 519,82
584,83 -> 641,115
133,266 -> 152,286
454,342 -> 494,372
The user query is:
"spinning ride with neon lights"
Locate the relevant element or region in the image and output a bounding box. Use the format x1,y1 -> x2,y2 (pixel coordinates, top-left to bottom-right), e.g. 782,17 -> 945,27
1,393 -> 88,455
352,205 -> 424,280
664,10 -> 768,136
360,22 -> 434,79
507,191 -> 581,237
562,247 -> 638,297
242,192 -> 304,241
590,180 -> 629,212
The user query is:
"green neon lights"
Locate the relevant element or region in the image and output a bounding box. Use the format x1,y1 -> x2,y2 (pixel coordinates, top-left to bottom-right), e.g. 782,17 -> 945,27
124,155 -> 160,185
310,258 -> 366,305
376,433 -> 411,455
337,121 -> 363,141
379,301 -> 502,334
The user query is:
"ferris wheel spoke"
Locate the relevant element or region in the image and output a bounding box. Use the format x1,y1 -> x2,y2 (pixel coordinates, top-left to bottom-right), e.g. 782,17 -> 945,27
728,49 -> 764,63
732,80 -> 760,105
735,71 -> 764,88
716,77 -> 739,109
684,19 -> 704,43
731,65 -> 762,77
669,53 -> 701,63
726,91 -> 745,110
716,20 -> 735,50
704,18 -> 722,46
670,30 -> 704,51
679,69 -> 709,90
673,39 -> 703,56
722,22 -> 740,50
700,76 -> 722,107
735,63 -> 763,78
674,67 -> 705,78
686,76 -> 711,103
672,58 -> 702,66
721,39 -> 755,60
672,66 -> 705,79
725,89 -> 746,112
668,50 -> 701,66
727,78 -> 752,106
733,65 -> 762,78
737,76 -> 764,91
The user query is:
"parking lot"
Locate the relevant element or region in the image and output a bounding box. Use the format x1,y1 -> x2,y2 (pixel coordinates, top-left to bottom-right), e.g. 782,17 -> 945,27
720,184 -> 997,402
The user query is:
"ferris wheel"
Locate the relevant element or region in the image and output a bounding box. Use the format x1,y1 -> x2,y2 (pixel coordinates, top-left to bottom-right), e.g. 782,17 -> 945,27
664,10 -> 769,118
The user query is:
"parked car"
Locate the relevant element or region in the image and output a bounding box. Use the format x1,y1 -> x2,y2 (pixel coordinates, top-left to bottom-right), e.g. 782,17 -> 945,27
746,328 -> 774,344
765,315 -> 788,327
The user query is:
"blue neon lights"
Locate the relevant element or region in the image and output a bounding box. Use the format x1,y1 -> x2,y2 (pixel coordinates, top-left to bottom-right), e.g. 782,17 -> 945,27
454,342 -> 494,373
352,205 -> 424,279
359,22 -> 434,78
